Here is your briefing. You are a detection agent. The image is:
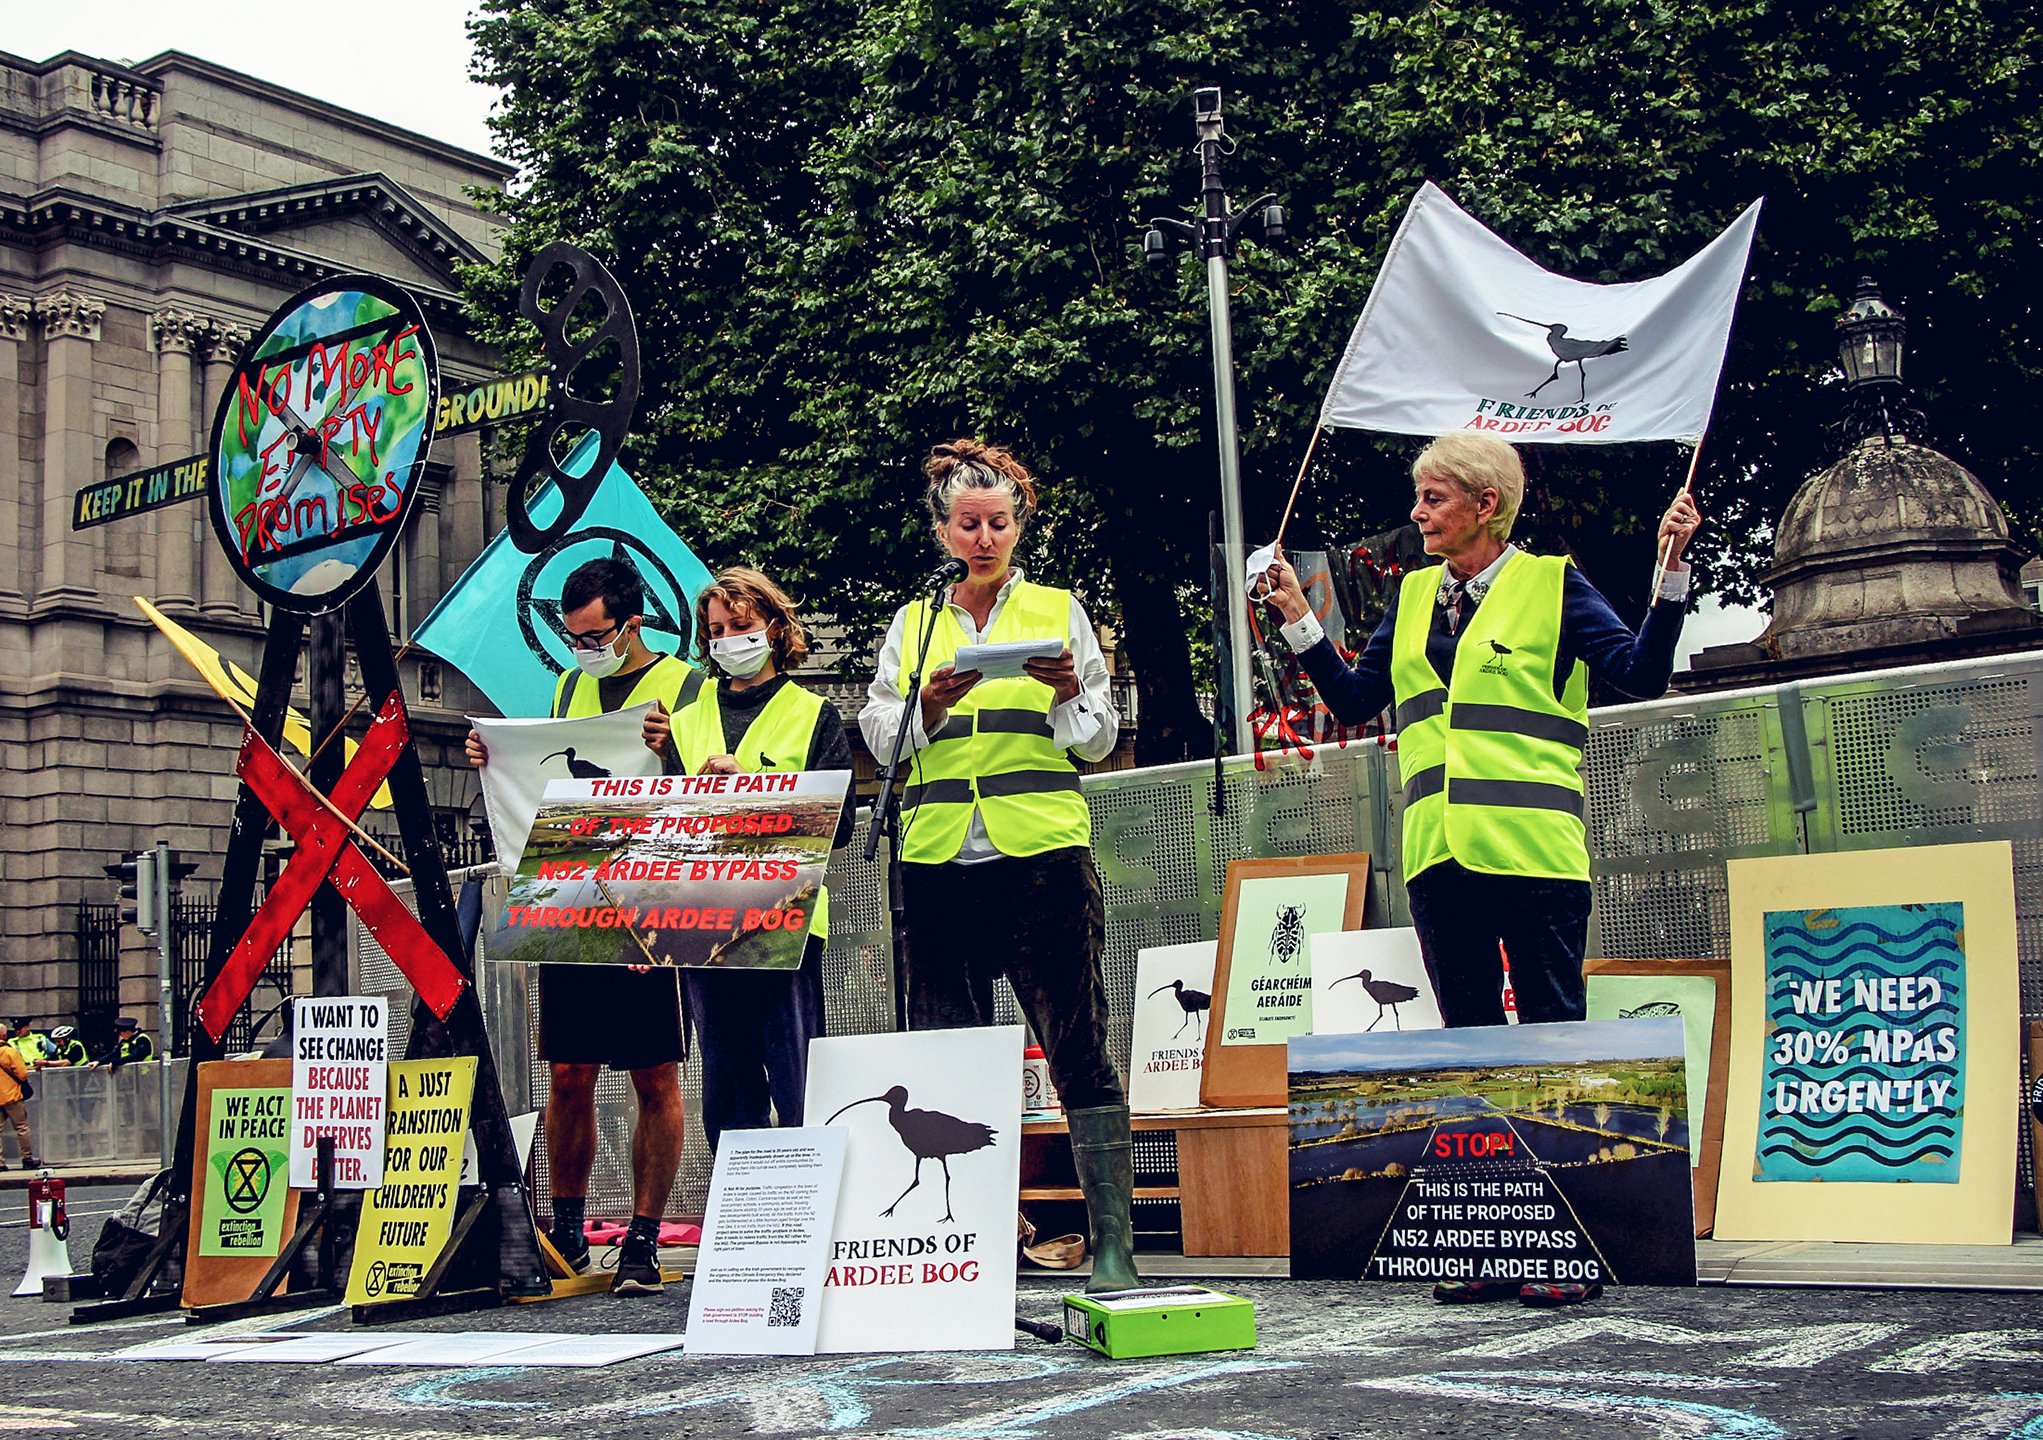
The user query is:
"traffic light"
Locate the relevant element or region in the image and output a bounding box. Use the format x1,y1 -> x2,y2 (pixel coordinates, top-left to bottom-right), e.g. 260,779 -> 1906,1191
114,850 -> 160,935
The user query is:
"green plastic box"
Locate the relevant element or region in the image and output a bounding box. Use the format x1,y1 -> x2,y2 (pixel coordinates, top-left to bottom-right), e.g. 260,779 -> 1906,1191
1061,1285 -> 1257,1359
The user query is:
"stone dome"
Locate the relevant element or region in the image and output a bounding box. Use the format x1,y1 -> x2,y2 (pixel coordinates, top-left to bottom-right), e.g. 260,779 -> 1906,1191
1762,436 -> 2037,660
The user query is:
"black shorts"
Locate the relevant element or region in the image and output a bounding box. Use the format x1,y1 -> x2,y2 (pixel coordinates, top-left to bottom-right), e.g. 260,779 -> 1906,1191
537,964 -> 685,1071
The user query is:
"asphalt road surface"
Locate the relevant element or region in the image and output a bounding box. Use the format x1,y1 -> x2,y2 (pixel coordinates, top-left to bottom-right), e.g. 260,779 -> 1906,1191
2,1184 -> 2040,1439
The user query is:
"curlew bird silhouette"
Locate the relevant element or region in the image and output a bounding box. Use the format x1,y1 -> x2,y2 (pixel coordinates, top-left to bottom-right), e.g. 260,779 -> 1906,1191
1147,978 -> 1213,1039
1497,313 -> 1630,402
540,747 -> 612,779
1329,968 -> 1421,1031
826,1085 -> 997,1223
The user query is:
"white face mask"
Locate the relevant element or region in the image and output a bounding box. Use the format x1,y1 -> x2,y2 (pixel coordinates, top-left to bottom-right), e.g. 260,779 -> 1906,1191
710,631 -> 772,679
573,630 -> 630,679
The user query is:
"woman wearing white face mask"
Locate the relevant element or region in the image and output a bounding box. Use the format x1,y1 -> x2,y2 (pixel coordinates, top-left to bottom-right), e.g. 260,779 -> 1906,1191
672,566 -> 855,1150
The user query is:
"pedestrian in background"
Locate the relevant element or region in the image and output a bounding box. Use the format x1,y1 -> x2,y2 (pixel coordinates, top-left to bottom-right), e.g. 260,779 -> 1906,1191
0,1035 -> 39,1170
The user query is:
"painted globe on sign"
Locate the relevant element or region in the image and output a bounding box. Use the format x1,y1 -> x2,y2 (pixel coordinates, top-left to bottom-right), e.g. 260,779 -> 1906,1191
205,275 -> 440,614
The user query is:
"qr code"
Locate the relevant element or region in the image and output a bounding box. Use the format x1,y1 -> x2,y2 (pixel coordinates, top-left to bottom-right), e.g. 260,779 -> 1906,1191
767,1286 -> 805,1328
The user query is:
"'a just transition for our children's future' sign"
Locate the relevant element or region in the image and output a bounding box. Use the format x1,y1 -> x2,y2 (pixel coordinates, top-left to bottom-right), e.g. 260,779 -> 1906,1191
488,770 -> 851,969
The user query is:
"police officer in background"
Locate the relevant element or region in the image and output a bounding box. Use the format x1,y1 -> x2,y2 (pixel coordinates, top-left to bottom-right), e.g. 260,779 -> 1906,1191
91,1016 -> 154,1069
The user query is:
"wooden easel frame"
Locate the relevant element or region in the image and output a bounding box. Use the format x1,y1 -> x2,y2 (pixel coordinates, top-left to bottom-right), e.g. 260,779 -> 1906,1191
1199,852 -> 1371,1109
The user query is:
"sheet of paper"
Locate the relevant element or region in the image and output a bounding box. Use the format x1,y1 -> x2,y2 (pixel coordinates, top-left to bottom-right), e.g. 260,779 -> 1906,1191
952,638 -> 1062,680
487,1333 -> 691,1367
334,1331 -> 580,1366
459,1110 -> 540,1187
132,1335 -> 309,1361
470,705 -> 663,873
207,1333 -> 422,1363
685,1126 -> 847,1356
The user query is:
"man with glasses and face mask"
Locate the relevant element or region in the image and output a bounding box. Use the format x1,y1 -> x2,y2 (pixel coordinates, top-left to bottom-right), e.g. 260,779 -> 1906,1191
464,557 -> 698,1296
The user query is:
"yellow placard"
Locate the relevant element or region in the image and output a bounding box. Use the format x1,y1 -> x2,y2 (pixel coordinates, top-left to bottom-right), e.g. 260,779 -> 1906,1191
134,596 -> 392,809
345,1057 -> 476,1306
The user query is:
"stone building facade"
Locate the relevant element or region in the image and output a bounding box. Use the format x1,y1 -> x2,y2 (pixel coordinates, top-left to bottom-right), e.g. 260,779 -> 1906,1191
0,48 -> 514,1039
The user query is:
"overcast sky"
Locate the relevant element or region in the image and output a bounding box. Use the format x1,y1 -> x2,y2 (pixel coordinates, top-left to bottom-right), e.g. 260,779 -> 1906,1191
11,2 -> 502,158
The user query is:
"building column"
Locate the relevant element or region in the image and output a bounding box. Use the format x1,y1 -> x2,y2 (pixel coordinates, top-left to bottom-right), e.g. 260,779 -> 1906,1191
151,308 -> 205,611
445,430 -> 486,580
0,295 -> 29,607
35,291 -> 105,604
199,323 -> 251,615
408,468 -> 444,641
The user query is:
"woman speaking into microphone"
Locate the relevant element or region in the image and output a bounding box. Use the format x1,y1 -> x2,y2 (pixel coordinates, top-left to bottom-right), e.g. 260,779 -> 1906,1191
858,438 -> 1139,1293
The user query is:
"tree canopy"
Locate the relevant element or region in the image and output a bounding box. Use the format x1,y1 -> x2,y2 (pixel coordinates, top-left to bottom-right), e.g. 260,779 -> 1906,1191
468,0 -> 2043,761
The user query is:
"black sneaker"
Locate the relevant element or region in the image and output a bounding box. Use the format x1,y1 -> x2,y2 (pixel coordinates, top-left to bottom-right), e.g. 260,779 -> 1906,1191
609,1234 -> 663,1296
550,1225 -> 591,1276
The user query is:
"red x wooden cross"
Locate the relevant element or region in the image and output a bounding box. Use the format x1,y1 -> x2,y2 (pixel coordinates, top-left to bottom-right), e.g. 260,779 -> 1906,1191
196,692 -> 467,1043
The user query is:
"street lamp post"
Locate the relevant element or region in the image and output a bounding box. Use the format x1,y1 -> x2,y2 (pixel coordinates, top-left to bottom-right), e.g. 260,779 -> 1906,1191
1146,87 -> 1286,755
1835,277 -> 1915,448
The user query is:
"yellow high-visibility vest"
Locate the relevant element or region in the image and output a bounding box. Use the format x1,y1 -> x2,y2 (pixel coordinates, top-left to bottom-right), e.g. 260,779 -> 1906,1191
896,580 -> 1091,863
672,679 -> 834,940
1390,553 -> 1590,883
550,653 -> 700,719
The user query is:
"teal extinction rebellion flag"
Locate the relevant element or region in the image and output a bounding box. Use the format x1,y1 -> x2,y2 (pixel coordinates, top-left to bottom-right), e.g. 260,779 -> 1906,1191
415,435 -> 714,718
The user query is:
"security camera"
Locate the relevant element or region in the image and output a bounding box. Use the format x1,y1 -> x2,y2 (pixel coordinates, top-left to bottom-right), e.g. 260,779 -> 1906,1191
1194,88 -> 1223,122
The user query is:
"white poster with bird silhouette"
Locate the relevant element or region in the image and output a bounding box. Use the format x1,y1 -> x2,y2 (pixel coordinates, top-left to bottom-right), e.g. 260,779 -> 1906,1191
1320,182 -> 1761,445
469,703 -> 662,874
807,1025 -> 1024,1353
1309,929 -> 1444,1037
1130,941 -> 1219,1112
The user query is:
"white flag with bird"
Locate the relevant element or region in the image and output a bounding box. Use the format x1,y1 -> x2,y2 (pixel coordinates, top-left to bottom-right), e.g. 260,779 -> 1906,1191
1318,182 -> 1761,446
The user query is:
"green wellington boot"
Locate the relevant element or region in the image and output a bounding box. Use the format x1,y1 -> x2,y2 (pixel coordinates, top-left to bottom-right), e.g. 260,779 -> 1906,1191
1066,1103 -> 1143,1293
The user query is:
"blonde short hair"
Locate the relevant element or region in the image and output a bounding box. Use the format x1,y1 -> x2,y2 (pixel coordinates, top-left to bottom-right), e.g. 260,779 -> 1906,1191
694,566 -> 812,673
1413,433 -> 1524,542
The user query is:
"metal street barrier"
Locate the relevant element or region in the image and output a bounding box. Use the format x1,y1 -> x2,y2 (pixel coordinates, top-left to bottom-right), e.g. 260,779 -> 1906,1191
5,1060 -> 189,1168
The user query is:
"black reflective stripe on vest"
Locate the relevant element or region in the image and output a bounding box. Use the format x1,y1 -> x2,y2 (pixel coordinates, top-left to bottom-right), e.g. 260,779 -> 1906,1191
1449,702 -> 1587,750
978,769 -> 1083,799
930,715 -> 975,744
972,708 -> 1055,739
903,770 -> 1082,808
1403,765 -> 1446,808
903,779 -> 973,808
552,669 -> 582,718
1450,778 -> 1585,817
1396,691 -> 1446,731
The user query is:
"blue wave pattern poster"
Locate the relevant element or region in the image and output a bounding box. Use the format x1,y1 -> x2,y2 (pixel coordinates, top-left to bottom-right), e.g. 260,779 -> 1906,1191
1757,903 -> 1964,1184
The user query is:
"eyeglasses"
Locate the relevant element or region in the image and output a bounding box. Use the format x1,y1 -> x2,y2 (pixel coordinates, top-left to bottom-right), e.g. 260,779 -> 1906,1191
565,618 -> 630,651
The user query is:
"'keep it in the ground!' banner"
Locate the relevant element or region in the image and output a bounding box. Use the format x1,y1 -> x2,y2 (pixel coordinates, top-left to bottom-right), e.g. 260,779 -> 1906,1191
488,770 -> 851,969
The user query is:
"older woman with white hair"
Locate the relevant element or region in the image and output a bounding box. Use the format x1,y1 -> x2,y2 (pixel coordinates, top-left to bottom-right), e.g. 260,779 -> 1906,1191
1262,433 -> 1697,1305
859,437 -> 1138,1292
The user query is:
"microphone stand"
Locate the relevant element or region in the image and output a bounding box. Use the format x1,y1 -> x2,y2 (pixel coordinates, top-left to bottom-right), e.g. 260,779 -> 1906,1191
865,571 -> 953,1031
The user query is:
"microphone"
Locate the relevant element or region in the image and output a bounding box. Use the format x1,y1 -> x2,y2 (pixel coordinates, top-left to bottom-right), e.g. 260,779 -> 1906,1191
928,557 -> 967,586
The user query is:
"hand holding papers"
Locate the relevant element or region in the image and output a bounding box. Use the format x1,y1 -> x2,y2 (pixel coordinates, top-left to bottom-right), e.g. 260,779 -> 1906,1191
952,638 -> 1063,681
